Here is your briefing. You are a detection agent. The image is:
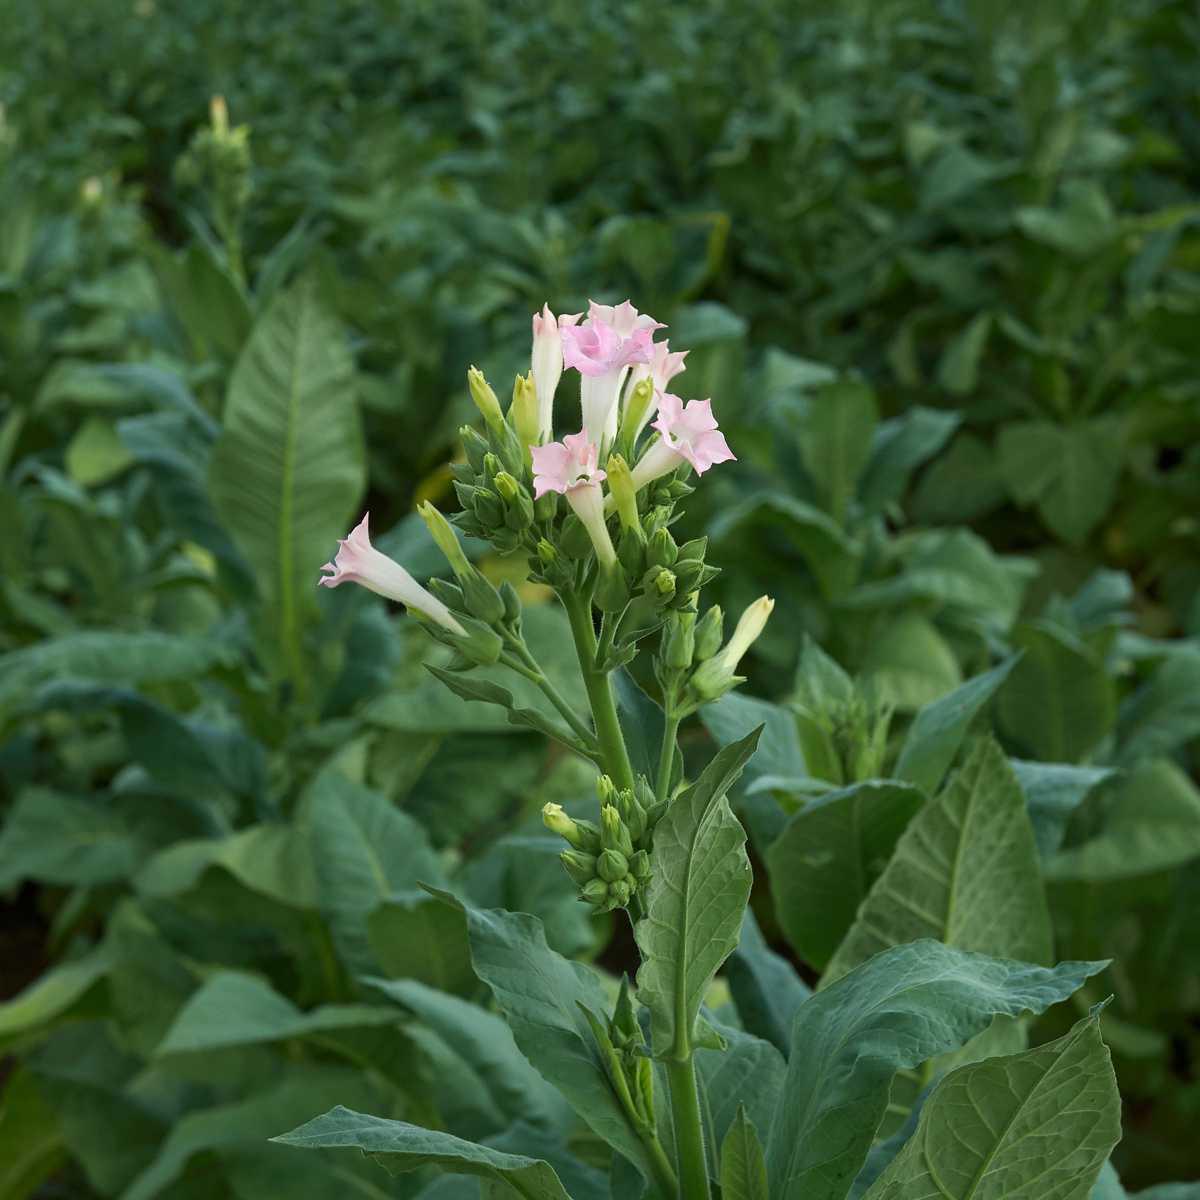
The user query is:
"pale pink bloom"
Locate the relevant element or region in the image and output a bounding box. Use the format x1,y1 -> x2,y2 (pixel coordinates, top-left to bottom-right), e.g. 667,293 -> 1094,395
530,432 -> 616,566
530,431 -> 607,499
626,341 -> 689,439
531,304 -> 581,443
561,300 -> 660,445
319,513 -> 466,635
629,393 -> 736,491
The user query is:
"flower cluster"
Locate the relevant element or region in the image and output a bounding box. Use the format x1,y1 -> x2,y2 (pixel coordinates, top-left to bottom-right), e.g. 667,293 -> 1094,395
318,298 -> 771,912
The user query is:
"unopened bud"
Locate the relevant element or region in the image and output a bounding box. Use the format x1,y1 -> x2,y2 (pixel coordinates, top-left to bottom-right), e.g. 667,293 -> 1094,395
645,566 -> 676,604
509,372 -> 539,450
500,580 -> 522,624
581,879 -> 610,906
459,425 -> 490,471
537,538 -> 558,568
694,606 -> 724,661
597,775 -> 618,807
663,609 -> 697,670
606,454 -> 641,534
647,528 -> 678,569
543,803 -> 601,852
597,849 -> 629,882
472,489 -> 504,528
629,850 -> 651,884
601,804 -> 635,856
608,878 -> 634,908
595,558 -> 630,613
561,849 -> 598,886
418,501 -> 472,577
618,377 -> 655,447
468,367 -> 505,435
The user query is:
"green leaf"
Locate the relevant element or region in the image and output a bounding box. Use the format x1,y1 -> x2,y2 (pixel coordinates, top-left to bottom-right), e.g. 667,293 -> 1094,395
726,909 -> 811,1055
996,419 -> 1124,546
65,416 -> 133,486
308,771 -> 445,975
1046,758 -> 1200,881
858,407 -> 961,514
0,1068 -> 65,1200
273,1107 -> 572,1198
426,891 -> 652,1173
894,656 -> 1019,794
1117,646 -> 1200,764
936,312 -> 992,397
1016,180 -> 1117,256
155,971 -> 399,1056
997,622 -> 1117,762
635,729 -> 761,1058
1011,760 -> 1114,860
209,279 -> 365,671
863,1012 -> 1119,1199
860,611 -> 961,712
698,1019 -> 785,1162
824,739 -> 1052,983
769,780 -> 924,971
367,891 -> 475,993
720,1107 -> 769,1200
765,940 -> 1107,1200
797,379 -> 879,523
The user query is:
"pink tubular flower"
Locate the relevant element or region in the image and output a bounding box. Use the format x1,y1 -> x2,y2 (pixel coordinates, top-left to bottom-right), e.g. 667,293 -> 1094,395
561,300 -> 660,445
629,393 -> 736,492
319,513 -> 466,635
531,304 -> 581,444
530,431 -> 607,499
530,432 -> 616,567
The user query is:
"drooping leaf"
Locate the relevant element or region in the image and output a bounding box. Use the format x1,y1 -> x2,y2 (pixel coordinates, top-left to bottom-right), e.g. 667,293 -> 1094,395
824,739 -> 1052,983
863,1012 -> 1120,1199
273,1107 -> 572,1198
769,779 -> 924,971
765,940 -> 1106,1200
208,279 -> 365,671
720,1107 -> 769,1200
635,729 -> 761,1058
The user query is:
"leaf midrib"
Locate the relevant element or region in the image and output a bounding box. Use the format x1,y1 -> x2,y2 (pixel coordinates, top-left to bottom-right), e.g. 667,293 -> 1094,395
277,288 -> 309,674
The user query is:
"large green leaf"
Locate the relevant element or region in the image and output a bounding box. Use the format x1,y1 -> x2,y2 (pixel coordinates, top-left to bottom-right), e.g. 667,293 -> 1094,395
274,1108 -> 572,1198
1116,646 -> 1200,765
635,729 -> 760,1058
720,1107 -> 769,1200
697,1018 -> 785,1165
824,739 -> 1052,983
769,779 -> 924,971
366,892 -> 475,993
155,971 -> 399,1056
426,891 -> 652,1174
209,279 -> 365,670
1011,761 -> 1115,860
864,1013 -> 1119,1199
0,1068 -> 63,1200
894,656 -> 1018,794
765,940 -> 1106,1200
858,407 -> 960,514
797,379 -> 879,523
997,622 -> 1116,762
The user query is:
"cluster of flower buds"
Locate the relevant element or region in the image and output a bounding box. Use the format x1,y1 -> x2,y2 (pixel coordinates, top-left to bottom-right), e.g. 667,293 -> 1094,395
542,773 -> 667,913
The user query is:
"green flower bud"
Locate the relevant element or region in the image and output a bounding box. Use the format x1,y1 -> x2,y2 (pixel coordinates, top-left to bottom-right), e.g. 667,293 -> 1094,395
481,452 -> 502,487
461,569 -> 505,625
618,377 -> 655,448
608,878 -> 634,908
606,454 -> 642,534
418,501 -> 472,577
500,580 -> 522,625
560,849 -> 598,886
472,488 -> 505,528
534,491 -> 558,522
629,849 -> 651,884
459,425 -> 490,472
644,565 -> 676,604
595,558 -> 630,613
543,803 -> 602,852
692,596 -> 774,699
560,514 -> 594,559
597,848 -> 629,882
444,614 -> 504,666
537,538 -> 558,568
618,527 -> 646,579
647,527 -> 678,569
580,878 -> 610,907
663,609 -> 697,670
494,471 -> 534,532
468,366 -> 505,435
601,804 -> 635,856
612,977 -> 640,1049
509,371 -> 539,451
597,775 -> 618,807
616,787 -> 647,842
694,606 -> 725,661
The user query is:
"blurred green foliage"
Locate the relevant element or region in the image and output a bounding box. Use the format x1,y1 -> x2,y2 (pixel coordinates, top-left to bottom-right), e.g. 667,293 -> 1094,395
1,0 -> 1198,1195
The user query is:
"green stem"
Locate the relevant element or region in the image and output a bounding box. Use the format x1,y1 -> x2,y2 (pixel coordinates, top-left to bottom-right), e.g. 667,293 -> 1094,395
656,712 -> 681,804
507,640 -> 597,746
562,591 -> 636,792
642,1131 -> 680,1200
665,1055 -> 711,1200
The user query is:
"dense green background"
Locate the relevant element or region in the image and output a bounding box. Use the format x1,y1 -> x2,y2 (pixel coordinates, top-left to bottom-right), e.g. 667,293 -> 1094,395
1,0 -> 1198,1195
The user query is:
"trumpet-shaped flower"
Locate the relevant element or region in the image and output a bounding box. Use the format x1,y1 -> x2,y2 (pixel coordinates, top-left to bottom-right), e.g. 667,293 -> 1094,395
561,300 -> 660,445
531,305 -> 580,443
531,432 -> 616,567
689,596 -> 774,699
629,392 -> 736,491
319,513 -> 466,635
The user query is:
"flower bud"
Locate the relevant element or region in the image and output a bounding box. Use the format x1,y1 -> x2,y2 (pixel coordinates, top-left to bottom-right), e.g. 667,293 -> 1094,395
616,786 -> 647,842
689,596 -> 774,699
481,452 -> 502,487
644,565 -> 676,604
595,558 -> 630,613
597,849 -> 630,882
534,491 -> 558,522
608,878 -> 634,908
694,606 -> 724,661
500,580 -> 522,625
560,849 -> 598,886
560,514 -> 595,560
618,527 -> 646,579
628,849 -> 651,884
601,804 -> 634,856
509,372 -> 539,450
663,609 -> 697,670
597,775 -> 618,807
581,879 -> 610,907
418,501 -> 472,577
443,614 -> 504,666
494,471 -> 535,532
472,488 -> 505,528
459,425 -> 490,472
612,977 -> 640,1049
605,454 -> 641,535
676,536 -> 707,563
468,367 -> 505,436
537,538 -> 558,569
426,577 -> 465,611
618,377 -> 655,448
543,803 -> 602,852
647,527 -> 678,569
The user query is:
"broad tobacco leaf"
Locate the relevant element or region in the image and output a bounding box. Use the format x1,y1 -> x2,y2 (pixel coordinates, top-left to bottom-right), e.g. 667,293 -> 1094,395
824,738 -> 1052,983
864,1012 -> 1120,1199
765,940 -> 1107,1200
720,1106 -> 769,1200
635,728 -> 761,1058
273,1107 -> 572,1198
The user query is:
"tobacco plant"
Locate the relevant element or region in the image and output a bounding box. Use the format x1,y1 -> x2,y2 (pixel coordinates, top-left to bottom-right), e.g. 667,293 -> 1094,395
274,301 -> 1130,1200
